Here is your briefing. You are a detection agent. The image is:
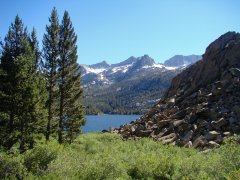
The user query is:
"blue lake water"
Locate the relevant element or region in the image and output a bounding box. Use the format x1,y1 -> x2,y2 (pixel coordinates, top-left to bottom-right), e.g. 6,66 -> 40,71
82,115 -> 141,133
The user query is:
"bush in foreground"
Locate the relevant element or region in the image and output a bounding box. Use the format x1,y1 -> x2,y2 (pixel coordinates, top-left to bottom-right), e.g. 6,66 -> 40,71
0,133 -> 240,179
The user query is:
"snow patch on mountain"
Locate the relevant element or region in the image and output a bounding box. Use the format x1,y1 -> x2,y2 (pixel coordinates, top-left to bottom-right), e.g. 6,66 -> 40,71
85,67 -> 106,74
110,63 -> 133,74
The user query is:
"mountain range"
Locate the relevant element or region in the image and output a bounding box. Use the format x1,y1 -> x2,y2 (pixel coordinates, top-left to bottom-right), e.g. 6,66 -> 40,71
80,54 -> 201,114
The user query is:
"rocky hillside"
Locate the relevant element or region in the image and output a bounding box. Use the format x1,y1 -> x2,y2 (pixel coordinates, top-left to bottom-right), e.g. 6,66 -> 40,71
81,55 -> 200,114
113,32 -> 240,149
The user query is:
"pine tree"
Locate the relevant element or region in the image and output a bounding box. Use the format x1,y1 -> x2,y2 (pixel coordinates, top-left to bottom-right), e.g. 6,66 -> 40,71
43,7 -> 60,141
0,15 -> 29,149
14,40 -> 47,151
0,16 -> 47,151
58,11 -> 85,144
29,28 -> 48,141
30,27 -> 42,71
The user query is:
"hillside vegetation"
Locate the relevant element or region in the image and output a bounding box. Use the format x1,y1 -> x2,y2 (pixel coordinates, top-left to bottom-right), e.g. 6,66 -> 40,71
1,133 -> 240,179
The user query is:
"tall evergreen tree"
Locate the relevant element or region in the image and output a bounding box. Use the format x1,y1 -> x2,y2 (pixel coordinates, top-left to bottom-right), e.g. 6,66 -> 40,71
14,40 -> 47,151
0,16 -> 47,151
29,28 -> 48,143
43,7 -> 60,141
0,15 -> 29,149
30,27 -> 42,71
58,11 -> 85,144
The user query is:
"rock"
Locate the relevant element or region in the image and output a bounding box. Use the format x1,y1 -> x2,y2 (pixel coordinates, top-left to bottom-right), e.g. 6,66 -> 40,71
131,125 -> 136,133
206,93 -> 213,97
215,135 -> 224,144
208,141 -> 220,148
157,126 -> 174,138
135,124 -> 145,131
168,98 -> 175,104
229,117 -> 237,125
188,114 -> 197,123
223,132 -> 232,137
151,124 -> 159,129
197,120 -> 210,128
135,129 -> 152,137
123,125 -> 131,131
147,121 -> 154,128
122,131 -> 131,138
193,124 -> 198,130
183,141 -> 193,148
164,107 -> 179,115
157,119 -> 172,128
196,108 -> 213,119
132,124 -> 145,135
181,130 -> 193,142
204,131 -> 220,141
214,81 -> 222,87
232,125 -> 240,133
173,120 -> 185,127
211,118 -> 228,129
219,108 -> 230,114
233,106 -> 240,120
158,133 -> 177,144
189,92 -> 198,99
157,113 -> 169,119
177,122 -> 192,132
230,68 -> 240,77
193,136 -> 208,148
170,109 -> 187,119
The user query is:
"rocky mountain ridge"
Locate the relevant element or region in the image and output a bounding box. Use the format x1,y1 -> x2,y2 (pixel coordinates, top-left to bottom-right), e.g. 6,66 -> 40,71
81,55 -> 201,114
163,55 -> 202,67
81,54 -> 201,87
113,31 -> 240,149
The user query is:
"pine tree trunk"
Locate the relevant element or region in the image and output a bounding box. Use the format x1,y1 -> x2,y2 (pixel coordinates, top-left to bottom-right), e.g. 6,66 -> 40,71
6,110 -> 14,149
46,96 -> 52,141
8,110 -> 14,132
58,66 -> 64,144
46,76 -> 53,141
58,87 -> 63,144
19,118 -> 24,152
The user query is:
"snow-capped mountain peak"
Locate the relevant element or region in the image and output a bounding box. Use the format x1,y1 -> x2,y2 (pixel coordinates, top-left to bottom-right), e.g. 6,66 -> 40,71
80,54 -> 201,86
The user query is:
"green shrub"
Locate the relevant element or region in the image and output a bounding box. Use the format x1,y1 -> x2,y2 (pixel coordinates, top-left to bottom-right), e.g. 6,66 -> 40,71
0,153 -> 24,179
225,169 -> 240,180
24,146 -> 57,175
1,133 -> 240,179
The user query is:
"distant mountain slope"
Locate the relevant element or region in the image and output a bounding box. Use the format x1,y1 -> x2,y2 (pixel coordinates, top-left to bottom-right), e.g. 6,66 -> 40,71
89,61 -> 110,69
114,31 -> 240,149
164,55 -> 202,67
80,54 -> 201,114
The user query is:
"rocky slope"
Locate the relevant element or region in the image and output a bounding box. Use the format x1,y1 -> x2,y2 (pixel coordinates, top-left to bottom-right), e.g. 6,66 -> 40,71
81,55 -> 200,114
113,32 -> 240,149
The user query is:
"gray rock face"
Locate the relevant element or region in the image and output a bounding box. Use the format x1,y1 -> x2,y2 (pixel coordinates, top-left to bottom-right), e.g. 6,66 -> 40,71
113,32 -> 240,149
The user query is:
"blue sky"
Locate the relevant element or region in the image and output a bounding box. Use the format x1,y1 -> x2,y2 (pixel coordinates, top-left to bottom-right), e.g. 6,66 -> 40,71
1,0 -> 240,65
